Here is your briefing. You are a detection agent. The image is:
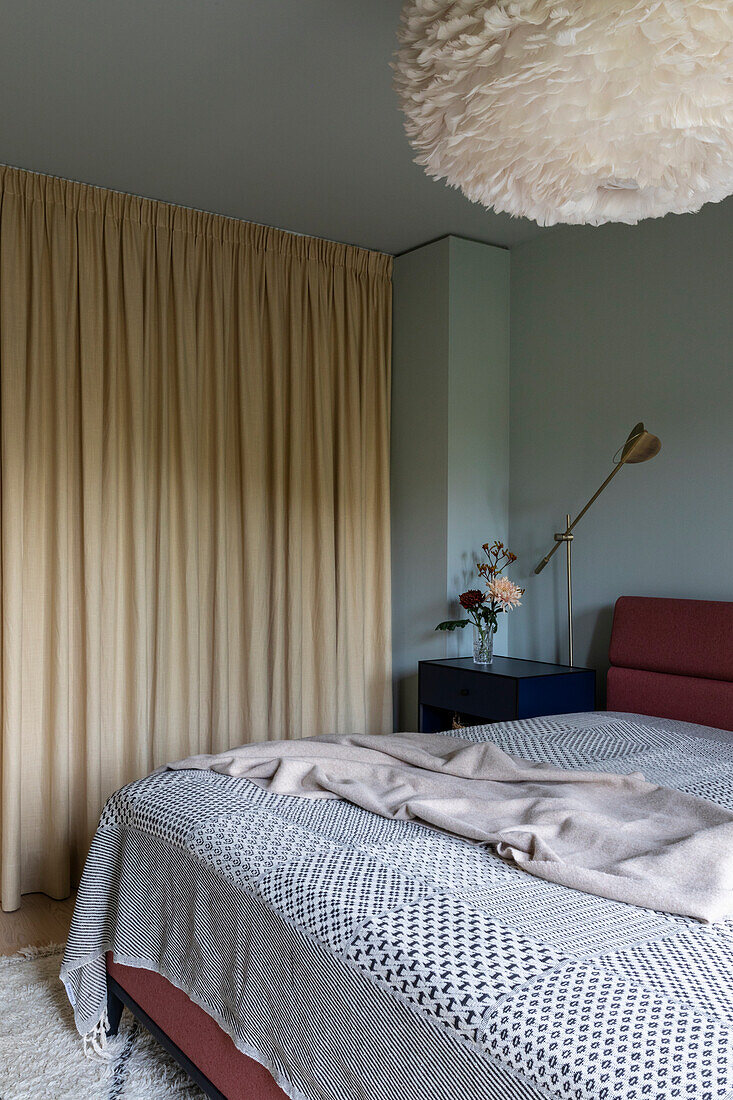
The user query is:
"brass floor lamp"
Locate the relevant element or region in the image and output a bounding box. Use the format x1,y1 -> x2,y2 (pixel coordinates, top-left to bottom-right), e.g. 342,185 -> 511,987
534,422 -> 661,666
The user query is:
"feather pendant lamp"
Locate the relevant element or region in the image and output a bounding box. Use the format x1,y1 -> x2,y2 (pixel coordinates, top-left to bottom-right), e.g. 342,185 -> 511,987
394,0 -> 733,225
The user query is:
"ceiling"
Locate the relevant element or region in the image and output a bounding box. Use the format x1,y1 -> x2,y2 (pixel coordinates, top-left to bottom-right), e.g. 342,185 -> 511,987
0,0 -> 546,255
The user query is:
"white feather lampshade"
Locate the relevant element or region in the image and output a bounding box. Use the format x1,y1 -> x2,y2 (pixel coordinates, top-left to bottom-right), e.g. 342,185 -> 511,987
394,0 -> 733,226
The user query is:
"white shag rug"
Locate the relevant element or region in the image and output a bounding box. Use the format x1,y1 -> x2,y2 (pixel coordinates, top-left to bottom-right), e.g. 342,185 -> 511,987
0,946 -> 204,1099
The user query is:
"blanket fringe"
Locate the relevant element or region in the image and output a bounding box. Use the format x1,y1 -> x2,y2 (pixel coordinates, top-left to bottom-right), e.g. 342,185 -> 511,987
83,1006 -> 113,1060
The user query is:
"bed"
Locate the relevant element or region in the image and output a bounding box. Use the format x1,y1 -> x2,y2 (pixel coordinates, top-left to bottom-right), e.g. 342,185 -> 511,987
61,595 -> 733,1100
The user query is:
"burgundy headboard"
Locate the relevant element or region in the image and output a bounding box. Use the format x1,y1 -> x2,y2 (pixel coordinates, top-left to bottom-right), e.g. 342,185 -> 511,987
607,596 -> 733,731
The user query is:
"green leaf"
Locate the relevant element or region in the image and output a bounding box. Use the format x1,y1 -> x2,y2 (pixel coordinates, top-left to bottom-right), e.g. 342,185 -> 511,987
434,619 -> 470,632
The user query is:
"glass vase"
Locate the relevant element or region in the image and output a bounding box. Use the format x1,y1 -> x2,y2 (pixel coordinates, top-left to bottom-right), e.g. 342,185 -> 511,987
473,625 -> 494,665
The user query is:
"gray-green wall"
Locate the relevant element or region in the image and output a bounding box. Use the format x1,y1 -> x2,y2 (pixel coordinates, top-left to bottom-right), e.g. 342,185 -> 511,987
391,237 -> 510,729
508,199 -> 733,690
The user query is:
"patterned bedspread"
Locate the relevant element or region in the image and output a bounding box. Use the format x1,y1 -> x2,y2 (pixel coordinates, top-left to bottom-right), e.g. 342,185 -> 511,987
62,712 -> 733,1100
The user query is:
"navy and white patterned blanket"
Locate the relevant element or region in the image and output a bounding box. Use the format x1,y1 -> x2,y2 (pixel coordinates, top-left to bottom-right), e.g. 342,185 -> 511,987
62,712 -> 733,1100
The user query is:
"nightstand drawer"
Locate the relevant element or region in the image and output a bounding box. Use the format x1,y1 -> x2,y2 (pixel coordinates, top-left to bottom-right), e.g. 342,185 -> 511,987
417,656 -> 596,733
419,663 -> 516,722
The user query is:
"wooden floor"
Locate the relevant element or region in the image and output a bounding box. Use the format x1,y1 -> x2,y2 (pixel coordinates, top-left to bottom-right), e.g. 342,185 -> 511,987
0,892 -> 76,955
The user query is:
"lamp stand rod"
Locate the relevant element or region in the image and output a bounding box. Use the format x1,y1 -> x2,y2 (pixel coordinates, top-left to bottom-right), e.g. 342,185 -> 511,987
535,462 -> 628,666
534,459 -> 627,576
554,514 -> 574,666
566,514 -> 573,667
533,423 -> 661,670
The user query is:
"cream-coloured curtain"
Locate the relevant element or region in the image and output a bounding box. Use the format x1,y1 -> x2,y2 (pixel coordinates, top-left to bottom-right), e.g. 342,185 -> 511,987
0,166 -> 392,911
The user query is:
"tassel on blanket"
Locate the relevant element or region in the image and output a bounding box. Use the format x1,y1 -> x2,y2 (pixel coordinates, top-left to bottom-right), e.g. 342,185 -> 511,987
83,1006 -> 113,1060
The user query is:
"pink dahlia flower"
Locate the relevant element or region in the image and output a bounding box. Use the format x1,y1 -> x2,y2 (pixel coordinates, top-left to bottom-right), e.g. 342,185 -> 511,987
488,576 -> 524,610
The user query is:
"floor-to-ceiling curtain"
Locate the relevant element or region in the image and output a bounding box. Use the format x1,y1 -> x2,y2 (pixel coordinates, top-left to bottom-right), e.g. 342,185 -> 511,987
0,165 -> 392,911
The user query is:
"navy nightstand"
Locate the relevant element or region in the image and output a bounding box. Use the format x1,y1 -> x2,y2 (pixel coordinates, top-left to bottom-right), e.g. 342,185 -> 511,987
418,656 -> 595,733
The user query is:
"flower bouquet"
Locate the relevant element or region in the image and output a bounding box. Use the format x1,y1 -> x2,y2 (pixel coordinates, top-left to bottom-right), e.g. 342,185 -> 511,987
436,541 -> 524,664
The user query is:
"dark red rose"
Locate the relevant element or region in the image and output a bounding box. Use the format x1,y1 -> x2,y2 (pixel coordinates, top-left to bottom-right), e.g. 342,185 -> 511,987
459,589 -> 485,610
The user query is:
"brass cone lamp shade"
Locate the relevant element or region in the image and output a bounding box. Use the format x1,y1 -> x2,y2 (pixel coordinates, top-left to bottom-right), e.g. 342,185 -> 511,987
620,422 -> 662,464
534,422 -> 661,665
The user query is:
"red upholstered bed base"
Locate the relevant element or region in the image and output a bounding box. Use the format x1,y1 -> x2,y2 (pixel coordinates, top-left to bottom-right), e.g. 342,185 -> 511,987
607,666 -> 733,732
107,956 -> 288,1099
107,596 -> 733,1098
607,596 -> 733,732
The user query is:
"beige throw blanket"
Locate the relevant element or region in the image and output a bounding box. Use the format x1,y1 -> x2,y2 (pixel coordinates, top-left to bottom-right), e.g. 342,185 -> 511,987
169,732 -> 733,922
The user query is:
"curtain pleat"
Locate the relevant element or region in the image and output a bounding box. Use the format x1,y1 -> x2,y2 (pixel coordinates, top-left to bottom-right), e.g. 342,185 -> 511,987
0,165 -> 393,911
